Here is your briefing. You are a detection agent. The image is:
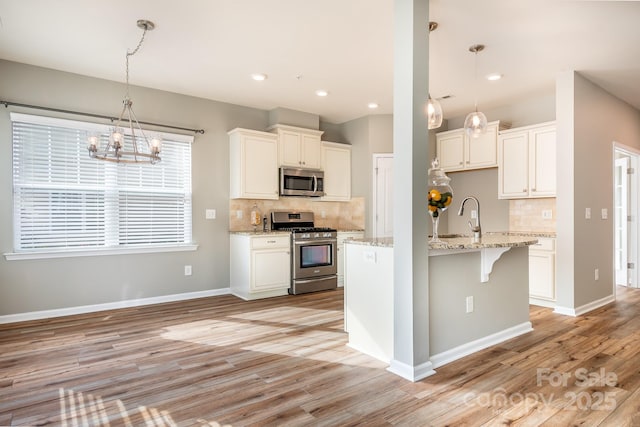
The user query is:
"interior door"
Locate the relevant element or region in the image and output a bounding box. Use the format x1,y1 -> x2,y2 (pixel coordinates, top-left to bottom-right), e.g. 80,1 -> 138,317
373,154 -> 394,238
615,156 -> 629,286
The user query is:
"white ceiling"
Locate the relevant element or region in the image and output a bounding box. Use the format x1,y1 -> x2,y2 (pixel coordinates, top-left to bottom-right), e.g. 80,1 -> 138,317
0,0 -> 639,124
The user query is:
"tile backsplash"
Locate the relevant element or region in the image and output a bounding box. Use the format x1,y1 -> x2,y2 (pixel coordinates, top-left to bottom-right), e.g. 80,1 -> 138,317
509,198 -> 556,233
230,197 -> 365,231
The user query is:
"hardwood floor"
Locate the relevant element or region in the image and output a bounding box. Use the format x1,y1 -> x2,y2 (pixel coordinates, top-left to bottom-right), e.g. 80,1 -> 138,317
2,286 -> 640,426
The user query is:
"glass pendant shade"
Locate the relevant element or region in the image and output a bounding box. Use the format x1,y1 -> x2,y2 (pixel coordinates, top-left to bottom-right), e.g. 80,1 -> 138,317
426,95 -> 443,130
463,110 -> 488,139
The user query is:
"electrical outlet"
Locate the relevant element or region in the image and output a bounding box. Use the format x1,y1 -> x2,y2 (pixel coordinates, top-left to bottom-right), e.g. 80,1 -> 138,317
594,268 -> 599,281
471,210 -> 477,219
363,251 -> 377,264
466,296 -> 474,313
585,208 -> 591,219
184,265 -> 192,276
205,209 -> 216,219
236,210 -> 243,219
542,210 -> 553,219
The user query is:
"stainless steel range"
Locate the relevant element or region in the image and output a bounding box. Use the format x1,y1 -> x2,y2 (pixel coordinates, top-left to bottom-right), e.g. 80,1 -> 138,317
271,211 -> 337,295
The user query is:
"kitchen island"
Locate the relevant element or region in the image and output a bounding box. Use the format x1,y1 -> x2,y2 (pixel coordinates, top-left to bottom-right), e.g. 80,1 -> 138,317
343,233 -> 537,369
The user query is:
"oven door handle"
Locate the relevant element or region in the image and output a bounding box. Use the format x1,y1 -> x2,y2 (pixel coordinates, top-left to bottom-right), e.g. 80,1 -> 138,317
293,239 -> 336,245
293,277 -> 335,285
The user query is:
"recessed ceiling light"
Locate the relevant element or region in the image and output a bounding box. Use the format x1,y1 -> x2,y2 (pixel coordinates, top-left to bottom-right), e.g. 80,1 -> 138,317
486,73 -> 503,81
315,89 -> 329,97
251,73 -> 268,81
368,102 -> 379,109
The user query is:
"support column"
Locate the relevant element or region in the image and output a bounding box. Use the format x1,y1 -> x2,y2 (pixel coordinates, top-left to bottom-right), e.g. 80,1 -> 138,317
388,0 -> 434,381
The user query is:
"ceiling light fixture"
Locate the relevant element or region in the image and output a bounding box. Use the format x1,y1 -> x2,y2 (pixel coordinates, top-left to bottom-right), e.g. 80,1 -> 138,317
87,19 -> 162,164
251,73 -> 268,81
368,102 -> 379,109
426,21 -> 443,130
315,89 -> 329,97
486,73 -> 503,81
463,44 -> 488,139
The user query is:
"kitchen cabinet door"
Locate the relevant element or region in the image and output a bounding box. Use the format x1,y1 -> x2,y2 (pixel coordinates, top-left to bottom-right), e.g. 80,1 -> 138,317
529,126 -> 556,197
229,128 -> 279,200
499,132 -> 529,198
436,130 -> 465,171
321,142 -> 351,201
467,124 -> 498,169
252,248 -> 291,291
529,238 -> 555,302
301,133 -> 322,169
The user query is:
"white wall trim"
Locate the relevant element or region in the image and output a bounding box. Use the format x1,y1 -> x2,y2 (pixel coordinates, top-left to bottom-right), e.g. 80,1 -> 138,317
387,359 -> 436,382
554,293 -> 615,317
429,321 -> 533,369
0,287 -> 231,324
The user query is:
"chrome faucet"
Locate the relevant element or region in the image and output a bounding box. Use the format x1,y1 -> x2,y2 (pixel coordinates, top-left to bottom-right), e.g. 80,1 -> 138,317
458,196 -> 482,242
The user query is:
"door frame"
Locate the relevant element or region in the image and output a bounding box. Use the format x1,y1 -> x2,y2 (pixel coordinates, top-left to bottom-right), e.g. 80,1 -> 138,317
613,142 -> 640,289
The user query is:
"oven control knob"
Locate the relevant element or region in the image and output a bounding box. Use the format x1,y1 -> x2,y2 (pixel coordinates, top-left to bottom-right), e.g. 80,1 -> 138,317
301,233 -> 310,238
314,233 -> 320,238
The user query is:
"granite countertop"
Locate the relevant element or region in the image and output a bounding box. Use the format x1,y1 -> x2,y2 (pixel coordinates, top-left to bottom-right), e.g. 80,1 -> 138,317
344,232 -> 539,249
229,230 -> 291,236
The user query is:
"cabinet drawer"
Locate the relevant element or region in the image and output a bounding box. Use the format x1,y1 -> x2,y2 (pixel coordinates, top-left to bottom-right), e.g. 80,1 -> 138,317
530,237 -> 555,251
251,235 -> 290,249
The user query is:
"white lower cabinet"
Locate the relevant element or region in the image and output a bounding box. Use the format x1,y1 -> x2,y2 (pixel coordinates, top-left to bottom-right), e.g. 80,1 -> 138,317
529,237 -> 556,306
230,234 -> 291,300
337,231 -> 364,287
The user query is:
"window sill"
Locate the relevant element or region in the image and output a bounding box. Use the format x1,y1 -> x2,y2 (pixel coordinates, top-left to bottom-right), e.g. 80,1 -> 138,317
4,244 -> 199,261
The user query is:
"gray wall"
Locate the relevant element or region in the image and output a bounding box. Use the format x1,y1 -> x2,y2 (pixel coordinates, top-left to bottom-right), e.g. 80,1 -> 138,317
556,71 -> 640,310
0,60 -> 273,316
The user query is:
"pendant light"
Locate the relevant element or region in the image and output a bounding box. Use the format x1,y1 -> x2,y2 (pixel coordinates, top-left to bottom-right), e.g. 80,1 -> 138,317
463,44 -> 488,139
426,21 -> 443,130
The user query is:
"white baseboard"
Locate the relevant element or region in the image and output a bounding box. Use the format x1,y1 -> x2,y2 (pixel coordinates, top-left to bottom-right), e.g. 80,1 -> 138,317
554,293 -> 615,317
529,297 -> 556,308
429,321 -> 533,369
0,288 -> 232,324
387,359 -> 436,382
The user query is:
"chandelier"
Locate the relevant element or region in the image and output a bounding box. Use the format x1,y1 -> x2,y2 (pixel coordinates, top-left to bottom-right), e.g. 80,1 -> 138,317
88,19 -> 162,164
426,21 -> 443,130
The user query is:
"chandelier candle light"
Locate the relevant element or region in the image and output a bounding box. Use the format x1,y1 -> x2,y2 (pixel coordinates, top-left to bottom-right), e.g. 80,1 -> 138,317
88,19 -> 162,164
463,44 -> 488,139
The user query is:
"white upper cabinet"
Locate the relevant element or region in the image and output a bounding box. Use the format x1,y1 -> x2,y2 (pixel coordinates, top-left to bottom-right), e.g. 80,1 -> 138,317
228,128 -> 279,200
436,121 -> 505,172
269,124 -> 323,169
498,122 -> 556,199
321,142 -> 351,201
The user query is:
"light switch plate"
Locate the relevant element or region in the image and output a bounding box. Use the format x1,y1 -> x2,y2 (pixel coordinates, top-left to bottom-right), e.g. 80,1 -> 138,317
601,208 -> 608,220
542,210 -> 552,219
585,207 -> 591,219
205,209 -> 216,219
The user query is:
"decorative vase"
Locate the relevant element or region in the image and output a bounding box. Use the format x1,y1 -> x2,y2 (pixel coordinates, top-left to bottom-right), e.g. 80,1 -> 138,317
427,158 -> 453,243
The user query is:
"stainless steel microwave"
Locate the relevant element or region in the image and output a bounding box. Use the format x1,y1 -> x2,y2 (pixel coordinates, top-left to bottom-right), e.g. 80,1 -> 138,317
279,167 -> 325,197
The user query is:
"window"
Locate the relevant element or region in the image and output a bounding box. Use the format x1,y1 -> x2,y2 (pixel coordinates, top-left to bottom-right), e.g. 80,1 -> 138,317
9,113 -> 194,258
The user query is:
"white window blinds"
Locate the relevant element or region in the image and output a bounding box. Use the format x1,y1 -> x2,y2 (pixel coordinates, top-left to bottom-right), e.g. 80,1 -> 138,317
11,112 -> 193,253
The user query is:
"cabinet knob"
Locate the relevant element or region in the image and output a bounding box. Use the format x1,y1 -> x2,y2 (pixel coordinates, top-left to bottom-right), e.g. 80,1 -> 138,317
523,189 -> 527,192
532,188 -> 536,192
459,162 -> 463,165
